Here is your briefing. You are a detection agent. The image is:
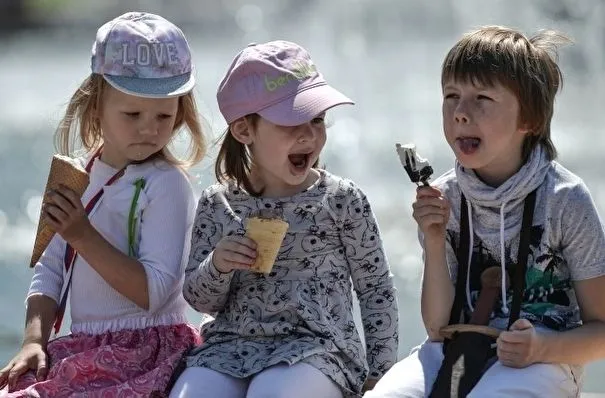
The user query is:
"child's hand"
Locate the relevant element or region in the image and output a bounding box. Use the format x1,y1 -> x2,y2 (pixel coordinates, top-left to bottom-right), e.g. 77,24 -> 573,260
43,184 -> 93,245
412,186 -> 450,240
212,235 -> 257,273
497,319 -> 544,368
0,342 -> 48,391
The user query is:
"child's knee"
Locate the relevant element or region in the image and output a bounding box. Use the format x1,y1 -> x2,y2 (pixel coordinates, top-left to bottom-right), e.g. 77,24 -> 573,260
468,362 -> 581,398
169,367 -> 247,398
247,363 -> 342,398
366,344 -> 443,398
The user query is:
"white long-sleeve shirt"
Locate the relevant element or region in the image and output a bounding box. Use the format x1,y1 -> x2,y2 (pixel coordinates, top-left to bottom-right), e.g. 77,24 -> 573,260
28,156 -> 195,335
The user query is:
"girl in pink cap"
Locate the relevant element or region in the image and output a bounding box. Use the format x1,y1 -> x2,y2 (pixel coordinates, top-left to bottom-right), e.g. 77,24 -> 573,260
0,12 -> 204,397
170,41 -> 399,398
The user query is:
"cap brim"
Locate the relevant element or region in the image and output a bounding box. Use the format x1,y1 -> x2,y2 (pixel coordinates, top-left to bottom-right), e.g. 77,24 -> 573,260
103,72 -> 195,98
258,84 -> 354,126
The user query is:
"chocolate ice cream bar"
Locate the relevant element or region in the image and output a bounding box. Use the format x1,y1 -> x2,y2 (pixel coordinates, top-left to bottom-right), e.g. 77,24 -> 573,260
395,143 -> 433,185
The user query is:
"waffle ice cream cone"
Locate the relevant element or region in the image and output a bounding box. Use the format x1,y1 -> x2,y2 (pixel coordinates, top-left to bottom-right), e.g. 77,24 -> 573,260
29,155 -> 90,267
245,217 -> 289,274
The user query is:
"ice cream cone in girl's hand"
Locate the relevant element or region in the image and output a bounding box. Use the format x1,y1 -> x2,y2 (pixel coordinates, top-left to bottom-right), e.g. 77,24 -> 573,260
29,155 -> 90,267
245,216 -> 289,274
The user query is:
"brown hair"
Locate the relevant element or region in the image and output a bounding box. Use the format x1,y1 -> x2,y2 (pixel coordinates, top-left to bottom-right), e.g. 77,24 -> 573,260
54,73 -> 206,169
441,26 -> 572,161
214,114 -> 320,197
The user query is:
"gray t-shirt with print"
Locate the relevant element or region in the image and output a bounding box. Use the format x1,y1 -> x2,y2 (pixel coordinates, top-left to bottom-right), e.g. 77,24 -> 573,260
436,160 -> 605,331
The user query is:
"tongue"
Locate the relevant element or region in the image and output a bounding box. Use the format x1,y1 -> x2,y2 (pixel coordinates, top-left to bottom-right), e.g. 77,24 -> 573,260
458,138 -> 480,153
289,154 -> 307,168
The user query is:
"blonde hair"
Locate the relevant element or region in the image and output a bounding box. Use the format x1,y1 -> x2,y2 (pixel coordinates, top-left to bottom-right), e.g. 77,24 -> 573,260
441,26 -> 572,162
54,73 -> 206,168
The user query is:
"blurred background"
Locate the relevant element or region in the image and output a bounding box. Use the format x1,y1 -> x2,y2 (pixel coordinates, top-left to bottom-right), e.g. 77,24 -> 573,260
1,0 -> 604,393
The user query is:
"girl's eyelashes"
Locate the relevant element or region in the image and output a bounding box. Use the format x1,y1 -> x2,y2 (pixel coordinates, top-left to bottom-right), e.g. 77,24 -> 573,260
122,112 -> 174,119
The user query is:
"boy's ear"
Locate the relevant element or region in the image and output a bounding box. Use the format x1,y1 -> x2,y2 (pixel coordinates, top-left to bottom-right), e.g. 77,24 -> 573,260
230,117 -> 254,145
518,120 -> 532,135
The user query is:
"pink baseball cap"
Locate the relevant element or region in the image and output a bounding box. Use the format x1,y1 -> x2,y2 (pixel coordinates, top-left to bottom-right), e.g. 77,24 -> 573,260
217,41 -> 354,126
91,12 -> 195,98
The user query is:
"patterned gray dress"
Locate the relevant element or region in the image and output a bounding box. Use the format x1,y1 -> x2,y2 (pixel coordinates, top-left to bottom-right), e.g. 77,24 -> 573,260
183,170 -> 399,397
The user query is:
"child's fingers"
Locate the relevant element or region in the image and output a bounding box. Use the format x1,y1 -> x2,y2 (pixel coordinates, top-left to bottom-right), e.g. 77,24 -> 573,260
220,240 -> 257,259
220,250 -> 256,265
0,363 -> 10,389
42,213 -> 61,232
56,185 -> 83,209
214,236 -> 259,272
415,214 -> 447,227
416,186 -> 442,198
497,350 -> 517,365
509,318 -> 533,332
221,235 -> 257,253
45,191 -> 76,214
413,205 -> 448,220
412,197 -> 448,211
498,330 -> 528,344
43,204 -> 68,224
496,338 -> 518,354
35,354 -> 47,382
213,255 -> 253,272
229,235 -> 257,250
6,361 -> 27,390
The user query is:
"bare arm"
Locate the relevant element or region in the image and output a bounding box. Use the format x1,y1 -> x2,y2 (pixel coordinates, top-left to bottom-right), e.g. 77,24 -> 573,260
414,186 -> 455,341
0,295 -> 57,389
421,237 -> 455,341
22,294 -> 58,347
537,275 -> 605,365
535,184 -> 605,364
498,184 -> 605,368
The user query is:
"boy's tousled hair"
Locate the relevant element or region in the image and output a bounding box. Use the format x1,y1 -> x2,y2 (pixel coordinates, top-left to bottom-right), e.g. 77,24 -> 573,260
214,114 -> 320,197
54,73 -> 206,169
441,26 -> 572,161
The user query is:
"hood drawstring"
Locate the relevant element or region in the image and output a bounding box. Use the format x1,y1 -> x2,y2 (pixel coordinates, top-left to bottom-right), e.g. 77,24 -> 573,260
499,201 -> 509,315
464,199 -> 510,315
464,199 -> 474,312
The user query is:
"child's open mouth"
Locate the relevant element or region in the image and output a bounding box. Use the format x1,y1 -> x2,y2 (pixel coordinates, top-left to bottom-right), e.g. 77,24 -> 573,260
456,137 -> 481,155
288,152 -> 311,170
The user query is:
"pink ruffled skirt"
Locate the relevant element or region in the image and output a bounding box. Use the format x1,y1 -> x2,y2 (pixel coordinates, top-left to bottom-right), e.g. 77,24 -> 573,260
4,323 -> 201,398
